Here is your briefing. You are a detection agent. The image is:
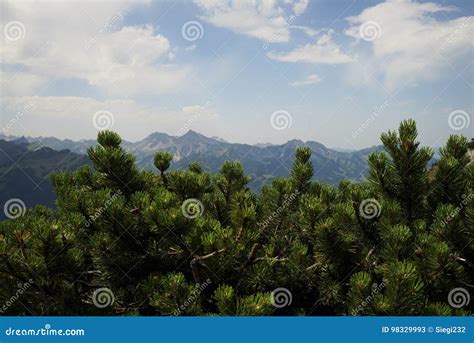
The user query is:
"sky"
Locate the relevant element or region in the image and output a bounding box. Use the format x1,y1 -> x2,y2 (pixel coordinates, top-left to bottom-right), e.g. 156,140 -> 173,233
0,0 -> 473,149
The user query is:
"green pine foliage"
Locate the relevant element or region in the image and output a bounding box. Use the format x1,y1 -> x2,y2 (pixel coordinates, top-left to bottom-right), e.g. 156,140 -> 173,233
0,120 -> 472,316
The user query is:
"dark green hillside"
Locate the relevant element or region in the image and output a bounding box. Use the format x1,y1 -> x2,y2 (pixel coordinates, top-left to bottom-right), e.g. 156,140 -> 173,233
0,140 -> 90,219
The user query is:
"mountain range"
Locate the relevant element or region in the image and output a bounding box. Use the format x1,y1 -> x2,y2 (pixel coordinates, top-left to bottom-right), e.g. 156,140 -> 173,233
1,131 -> 390,217
1,130 -> 383,182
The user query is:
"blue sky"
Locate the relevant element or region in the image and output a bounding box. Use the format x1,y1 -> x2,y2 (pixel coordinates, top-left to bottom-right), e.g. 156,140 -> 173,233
1,0 -> 472,149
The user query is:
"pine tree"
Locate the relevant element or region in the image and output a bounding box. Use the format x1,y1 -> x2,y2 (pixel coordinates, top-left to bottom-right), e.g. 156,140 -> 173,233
0,120 -> 472,316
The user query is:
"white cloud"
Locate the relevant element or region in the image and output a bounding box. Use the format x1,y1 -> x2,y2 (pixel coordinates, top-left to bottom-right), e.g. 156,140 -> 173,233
193,0 -> 307,43
0,71 -> 48,96
0,1 -> 189,97
292,0 -> 309,16
345,0 -> 473,88
289,74 -> 321,87
267,30 -> 353,64
1,96 -> 219,141
290,25 -> 320,37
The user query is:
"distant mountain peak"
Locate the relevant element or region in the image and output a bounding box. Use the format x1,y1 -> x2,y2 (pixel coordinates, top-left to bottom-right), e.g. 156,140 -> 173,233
286,139 -> 306,146
182,130 -> 203,137
145,132 -> 172,140
11,137 -> 30,145
178,130 -> 219,144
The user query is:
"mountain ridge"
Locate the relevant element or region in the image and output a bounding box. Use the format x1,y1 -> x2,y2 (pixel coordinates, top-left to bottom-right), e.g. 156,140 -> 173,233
0,139 -> 90,219
0,130 -> 383,191
0,130 -> 368,154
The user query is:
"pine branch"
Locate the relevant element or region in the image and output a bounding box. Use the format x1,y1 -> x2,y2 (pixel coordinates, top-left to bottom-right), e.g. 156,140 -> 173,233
190,249 -> 225,284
